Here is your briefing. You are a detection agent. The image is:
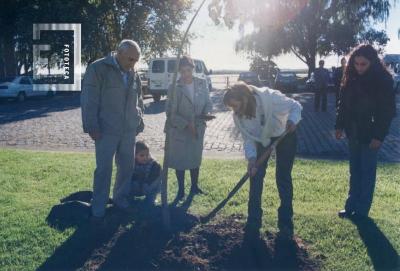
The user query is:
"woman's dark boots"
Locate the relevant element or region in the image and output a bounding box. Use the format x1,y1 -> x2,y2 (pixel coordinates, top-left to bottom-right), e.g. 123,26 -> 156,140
190,168 -> 203,194
176,170 -> 185,200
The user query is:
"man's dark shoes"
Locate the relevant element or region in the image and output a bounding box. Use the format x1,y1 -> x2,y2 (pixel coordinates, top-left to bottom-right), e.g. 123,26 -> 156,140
177,190 -> 185,200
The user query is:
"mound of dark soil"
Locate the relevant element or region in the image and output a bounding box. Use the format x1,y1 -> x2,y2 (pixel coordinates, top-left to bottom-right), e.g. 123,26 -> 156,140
43,192 -> 320,271
159,214 -> 319,271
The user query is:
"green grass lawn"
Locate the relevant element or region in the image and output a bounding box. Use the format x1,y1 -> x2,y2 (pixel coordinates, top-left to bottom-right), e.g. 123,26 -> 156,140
0,148 -> 399,271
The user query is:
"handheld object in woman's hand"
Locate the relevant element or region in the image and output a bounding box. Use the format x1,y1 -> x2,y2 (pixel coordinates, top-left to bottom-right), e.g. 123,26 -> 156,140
199,114 -> 216,121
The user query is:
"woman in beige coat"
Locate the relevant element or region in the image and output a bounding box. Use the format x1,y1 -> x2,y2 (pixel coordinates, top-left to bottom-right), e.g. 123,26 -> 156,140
165,56 -> 213,200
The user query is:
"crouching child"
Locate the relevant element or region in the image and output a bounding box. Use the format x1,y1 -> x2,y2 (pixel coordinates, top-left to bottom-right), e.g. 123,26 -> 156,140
130,141 -> 162,205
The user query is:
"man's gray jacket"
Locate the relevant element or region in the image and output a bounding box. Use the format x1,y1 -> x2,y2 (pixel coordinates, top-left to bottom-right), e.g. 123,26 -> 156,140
81,55 -> 144,135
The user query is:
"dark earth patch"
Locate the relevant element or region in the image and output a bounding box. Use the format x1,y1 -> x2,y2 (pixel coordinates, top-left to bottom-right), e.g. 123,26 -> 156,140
41,192 -> 320,270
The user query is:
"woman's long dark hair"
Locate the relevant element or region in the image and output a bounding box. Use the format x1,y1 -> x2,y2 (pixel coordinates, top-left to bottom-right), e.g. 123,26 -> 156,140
223,82 -> 257,118
341,44 -> 390,88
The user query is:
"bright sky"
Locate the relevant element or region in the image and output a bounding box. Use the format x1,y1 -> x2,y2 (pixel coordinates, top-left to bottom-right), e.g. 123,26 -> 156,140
184,0 -> 400,70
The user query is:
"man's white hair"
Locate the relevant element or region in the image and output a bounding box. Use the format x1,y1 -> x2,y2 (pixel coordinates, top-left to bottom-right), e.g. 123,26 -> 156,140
117,39 -> 141,54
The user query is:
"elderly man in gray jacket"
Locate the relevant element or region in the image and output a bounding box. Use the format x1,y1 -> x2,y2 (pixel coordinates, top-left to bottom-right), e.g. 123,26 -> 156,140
81,40 -> 144,221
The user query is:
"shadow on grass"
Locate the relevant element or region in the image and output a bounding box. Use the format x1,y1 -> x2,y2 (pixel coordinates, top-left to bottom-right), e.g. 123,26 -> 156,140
38,191 -> 199,271
38,191 -> 319,270
350,216 -> 399,270
219,233 -> 316,270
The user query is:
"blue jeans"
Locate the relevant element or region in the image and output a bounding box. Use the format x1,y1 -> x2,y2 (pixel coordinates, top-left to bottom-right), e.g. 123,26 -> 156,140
345,140 -> 378,216
246,132 -> 297,233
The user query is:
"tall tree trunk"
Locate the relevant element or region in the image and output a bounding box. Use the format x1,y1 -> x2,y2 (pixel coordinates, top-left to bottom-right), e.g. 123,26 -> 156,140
47,56 -> 52,75
306,53 -> 316,77
23,52 -> 30,74
0,62 -> 5,78
17,62 -> 23,75
3,32 -> 17,77
0,41 -> 5,78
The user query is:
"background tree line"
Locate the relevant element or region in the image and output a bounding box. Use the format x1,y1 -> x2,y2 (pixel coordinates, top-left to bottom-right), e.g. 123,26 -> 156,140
208,0 -> 395,76
0,0 -> 193,78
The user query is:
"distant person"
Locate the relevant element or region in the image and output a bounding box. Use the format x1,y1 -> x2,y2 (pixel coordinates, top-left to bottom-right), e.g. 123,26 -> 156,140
335,44 -> 396,219
81,39 -> 144,223
165,55 -> 213,201
314,60 -> 330,112
334,57 -> 347,107
223,82 -> 302,240
130,141 -> 161,205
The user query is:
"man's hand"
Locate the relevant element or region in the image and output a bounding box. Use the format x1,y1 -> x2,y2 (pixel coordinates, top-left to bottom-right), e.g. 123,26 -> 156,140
187,122 -> 197,138
286,120 -> 297,133
247,158 -> 257,177
89,131 -> 102,141
335,129 -> 344,140
369,139 -> 382,150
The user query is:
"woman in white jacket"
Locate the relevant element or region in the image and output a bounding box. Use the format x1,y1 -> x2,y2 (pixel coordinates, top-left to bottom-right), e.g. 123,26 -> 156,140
223,82 -> 302,240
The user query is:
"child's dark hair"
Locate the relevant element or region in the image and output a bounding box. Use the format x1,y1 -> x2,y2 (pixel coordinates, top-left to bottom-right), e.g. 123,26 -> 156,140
135,141 -> 149,154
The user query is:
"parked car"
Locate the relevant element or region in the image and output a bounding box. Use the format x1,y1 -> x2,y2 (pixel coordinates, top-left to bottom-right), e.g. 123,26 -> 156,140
0,76 -> 55,102
147,57 -> 212,102
238,71 -> 261,87
274,71 -> 308,92
383,54 -> 400,73
382,54 -> 400,94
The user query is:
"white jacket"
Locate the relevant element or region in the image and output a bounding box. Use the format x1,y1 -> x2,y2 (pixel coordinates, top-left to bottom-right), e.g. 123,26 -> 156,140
233,86 -> 302,160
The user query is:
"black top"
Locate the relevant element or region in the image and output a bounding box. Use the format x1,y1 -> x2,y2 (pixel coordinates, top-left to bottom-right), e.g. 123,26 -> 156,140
335,69 -> 396,143
314,67 -> 330,88
334,67 -> 344,88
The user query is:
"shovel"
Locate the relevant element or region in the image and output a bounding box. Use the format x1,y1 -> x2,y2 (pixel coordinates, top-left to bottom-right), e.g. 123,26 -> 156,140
200,130 -> 289,224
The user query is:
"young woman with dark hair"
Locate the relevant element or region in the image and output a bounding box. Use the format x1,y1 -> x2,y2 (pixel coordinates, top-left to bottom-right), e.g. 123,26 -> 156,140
336,44 -> 396,218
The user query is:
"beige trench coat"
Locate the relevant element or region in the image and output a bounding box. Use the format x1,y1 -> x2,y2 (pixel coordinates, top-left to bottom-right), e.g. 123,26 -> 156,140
165,77 -> 212,170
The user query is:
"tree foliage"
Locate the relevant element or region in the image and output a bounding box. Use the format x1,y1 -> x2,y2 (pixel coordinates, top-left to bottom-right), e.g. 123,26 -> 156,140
249,56 -> 279,83
0,0 -> 193,77
208,0 -> 393,74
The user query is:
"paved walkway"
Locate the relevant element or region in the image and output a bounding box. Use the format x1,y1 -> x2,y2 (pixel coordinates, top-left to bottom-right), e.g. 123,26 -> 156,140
0,90 -> 399,162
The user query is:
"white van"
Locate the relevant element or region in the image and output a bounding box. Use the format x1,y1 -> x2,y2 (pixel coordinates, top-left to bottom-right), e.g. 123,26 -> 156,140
147,57 -> 212,102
